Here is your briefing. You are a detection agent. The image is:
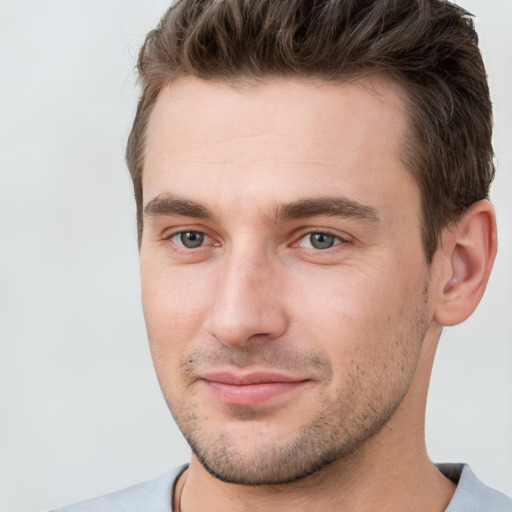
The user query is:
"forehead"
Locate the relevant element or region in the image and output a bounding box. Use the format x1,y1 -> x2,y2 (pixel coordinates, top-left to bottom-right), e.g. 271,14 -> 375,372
142,75 -> 417,219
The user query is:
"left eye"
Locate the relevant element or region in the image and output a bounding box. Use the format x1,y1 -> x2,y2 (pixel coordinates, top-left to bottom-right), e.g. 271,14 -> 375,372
171,231 -> 208,249
298,232 -> 341,250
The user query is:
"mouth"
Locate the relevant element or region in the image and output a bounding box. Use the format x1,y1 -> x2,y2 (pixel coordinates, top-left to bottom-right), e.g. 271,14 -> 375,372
199,371 -> 310,406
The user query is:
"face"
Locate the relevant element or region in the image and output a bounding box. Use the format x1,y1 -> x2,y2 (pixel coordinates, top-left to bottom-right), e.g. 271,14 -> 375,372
140,76 -> 436,485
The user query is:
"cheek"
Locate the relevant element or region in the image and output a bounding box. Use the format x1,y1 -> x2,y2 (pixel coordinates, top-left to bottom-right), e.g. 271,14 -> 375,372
289,259 -> 427,378
289,264 -> 404,331
140,259 -> 214,366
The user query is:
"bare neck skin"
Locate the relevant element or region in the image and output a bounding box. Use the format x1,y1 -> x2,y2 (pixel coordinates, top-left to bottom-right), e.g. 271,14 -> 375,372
176,326 -> 456,512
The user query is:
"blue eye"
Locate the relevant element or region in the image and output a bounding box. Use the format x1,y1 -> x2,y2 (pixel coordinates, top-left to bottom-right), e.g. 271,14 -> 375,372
299,232 -> 340,250
175,231 -> 205,248
309,233 -> 336,249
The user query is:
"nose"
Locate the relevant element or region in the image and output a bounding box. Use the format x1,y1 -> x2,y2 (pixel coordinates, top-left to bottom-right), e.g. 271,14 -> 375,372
204,249 -> 288,347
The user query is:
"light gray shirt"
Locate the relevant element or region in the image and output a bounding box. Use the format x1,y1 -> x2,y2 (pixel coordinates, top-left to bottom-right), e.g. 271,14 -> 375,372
50,463 -> 512,511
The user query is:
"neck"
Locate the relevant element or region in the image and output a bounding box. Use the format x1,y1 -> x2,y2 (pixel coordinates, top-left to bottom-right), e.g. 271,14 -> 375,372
179,435 -> 454,512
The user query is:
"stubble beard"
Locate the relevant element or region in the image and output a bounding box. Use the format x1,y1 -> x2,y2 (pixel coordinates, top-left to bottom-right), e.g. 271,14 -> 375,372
162,285 -> 431,486
183,381 -> 409,486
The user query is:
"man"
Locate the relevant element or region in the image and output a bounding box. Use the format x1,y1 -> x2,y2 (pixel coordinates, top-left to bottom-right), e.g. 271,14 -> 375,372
52,0 -> 512,510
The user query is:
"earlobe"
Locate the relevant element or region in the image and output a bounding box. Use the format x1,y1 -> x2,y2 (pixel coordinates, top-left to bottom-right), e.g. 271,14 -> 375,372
434,200 -> 497,327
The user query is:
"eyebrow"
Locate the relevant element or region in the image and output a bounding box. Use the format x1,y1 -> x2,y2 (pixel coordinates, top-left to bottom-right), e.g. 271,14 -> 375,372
143,193 -> 380,225
143,194 -> 215,220
274,197 -> 381,224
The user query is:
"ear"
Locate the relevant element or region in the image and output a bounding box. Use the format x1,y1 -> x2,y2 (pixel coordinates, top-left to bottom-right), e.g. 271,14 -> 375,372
434,199 -> 497,327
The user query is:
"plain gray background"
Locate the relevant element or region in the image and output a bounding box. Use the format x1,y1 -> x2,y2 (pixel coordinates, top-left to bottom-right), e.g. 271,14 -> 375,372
0,1 -> 511,511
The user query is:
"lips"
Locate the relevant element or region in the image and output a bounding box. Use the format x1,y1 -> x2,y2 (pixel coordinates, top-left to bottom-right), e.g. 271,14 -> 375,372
200,371 -> 309,406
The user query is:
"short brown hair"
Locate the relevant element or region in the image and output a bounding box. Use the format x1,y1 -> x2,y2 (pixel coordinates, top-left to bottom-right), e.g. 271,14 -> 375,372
126,0 -> 494,262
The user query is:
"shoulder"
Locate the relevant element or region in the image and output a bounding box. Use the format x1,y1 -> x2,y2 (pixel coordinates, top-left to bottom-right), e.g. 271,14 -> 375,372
48,465 -> 188,512
439,463 -> 512,512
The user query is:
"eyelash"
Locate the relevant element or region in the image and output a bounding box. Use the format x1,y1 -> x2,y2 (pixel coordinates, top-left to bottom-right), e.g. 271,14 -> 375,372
164,229 -> 348,253
292,230 -> 347,251
166,230 -> 216,250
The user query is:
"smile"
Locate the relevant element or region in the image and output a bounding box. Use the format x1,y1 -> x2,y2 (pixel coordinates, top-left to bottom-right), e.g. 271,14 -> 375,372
200,372 -> 310,406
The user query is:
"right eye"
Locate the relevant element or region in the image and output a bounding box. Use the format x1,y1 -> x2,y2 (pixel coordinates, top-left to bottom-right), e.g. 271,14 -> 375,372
170,231 -> 208,249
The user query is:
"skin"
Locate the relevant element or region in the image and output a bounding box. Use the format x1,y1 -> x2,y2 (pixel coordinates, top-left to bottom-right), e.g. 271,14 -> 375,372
139,76 -> 496,512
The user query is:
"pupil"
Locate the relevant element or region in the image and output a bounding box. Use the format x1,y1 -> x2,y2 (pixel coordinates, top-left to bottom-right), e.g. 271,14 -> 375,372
310,233 -> 334,249
181,231 -> 204,248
